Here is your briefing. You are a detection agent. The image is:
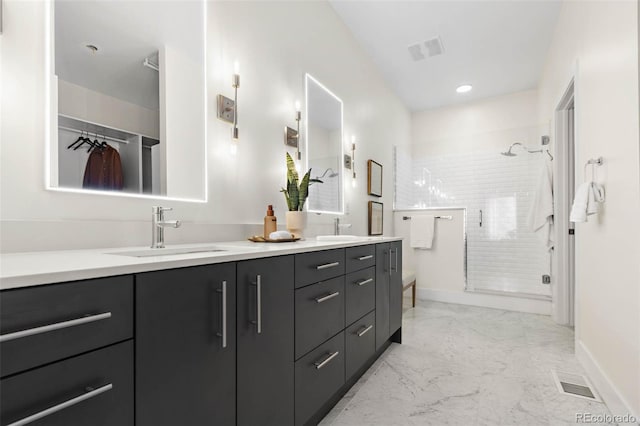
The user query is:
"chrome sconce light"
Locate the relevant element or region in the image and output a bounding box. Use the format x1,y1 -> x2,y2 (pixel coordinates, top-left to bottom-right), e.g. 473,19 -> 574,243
344,136 -> 356,179
217,62 -> 240,139
285,101 -> 302,160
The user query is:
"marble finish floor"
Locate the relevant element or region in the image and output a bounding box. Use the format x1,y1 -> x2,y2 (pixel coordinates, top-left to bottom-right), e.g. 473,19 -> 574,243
320,301 -> 614,426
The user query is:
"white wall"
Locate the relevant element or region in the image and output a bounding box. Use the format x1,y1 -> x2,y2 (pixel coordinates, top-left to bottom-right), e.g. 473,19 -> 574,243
0,0 -> 410,252
58,79 -> 160,139
412,89 -> 542,157
537,0 -> 640,417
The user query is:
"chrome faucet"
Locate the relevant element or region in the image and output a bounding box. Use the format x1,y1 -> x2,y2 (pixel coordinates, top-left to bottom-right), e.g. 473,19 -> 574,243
151,206 -> 181,248
334,217 -> 352,235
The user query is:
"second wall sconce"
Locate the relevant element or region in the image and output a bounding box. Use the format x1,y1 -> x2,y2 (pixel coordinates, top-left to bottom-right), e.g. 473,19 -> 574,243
217,61 -> 240,139
285,101 -> 302,160
344,136 -> 356,179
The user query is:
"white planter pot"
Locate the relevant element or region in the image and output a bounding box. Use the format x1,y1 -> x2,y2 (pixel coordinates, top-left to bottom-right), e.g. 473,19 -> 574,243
285,211 -> 307,239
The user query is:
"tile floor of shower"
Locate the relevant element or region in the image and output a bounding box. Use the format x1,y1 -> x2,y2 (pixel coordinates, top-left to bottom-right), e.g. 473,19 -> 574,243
320,300 -> 614,426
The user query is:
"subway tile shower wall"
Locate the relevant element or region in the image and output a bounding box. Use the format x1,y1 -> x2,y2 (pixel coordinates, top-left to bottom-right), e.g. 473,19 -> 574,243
395,147 -> 551,297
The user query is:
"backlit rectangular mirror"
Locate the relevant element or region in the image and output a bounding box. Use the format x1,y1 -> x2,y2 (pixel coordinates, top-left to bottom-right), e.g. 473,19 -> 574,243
48,0 -> 206,202
305,74 -> 344,214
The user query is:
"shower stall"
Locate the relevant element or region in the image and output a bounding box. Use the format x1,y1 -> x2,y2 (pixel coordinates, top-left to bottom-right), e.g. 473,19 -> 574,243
395,141 -> 553,299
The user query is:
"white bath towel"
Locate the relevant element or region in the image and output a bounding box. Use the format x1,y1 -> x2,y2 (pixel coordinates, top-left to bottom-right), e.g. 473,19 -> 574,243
410,215 -> 435,249
570,182 -> 604,222
527,156 -> 554,250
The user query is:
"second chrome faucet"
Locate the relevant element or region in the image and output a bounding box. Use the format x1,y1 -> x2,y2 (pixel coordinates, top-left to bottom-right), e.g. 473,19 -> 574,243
151,206 -> 181,248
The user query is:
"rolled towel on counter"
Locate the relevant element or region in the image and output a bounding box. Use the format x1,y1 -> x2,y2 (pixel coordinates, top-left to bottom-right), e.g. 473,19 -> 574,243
269,230 -> 293,240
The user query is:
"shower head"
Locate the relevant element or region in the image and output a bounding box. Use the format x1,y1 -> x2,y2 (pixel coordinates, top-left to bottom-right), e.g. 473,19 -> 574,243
314,168 -> 338,179
501,142 -> 524,157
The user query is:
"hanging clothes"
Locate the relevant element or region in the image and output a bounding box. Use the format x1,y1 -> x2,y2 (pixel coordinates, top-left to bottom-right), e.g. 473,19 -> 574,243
82,144 -> 124,190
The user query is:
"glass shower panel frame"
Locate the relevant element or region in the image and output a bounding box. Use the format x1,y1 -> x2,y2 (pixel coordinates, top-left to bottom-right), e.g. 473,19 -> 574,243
394,146 -> 551,298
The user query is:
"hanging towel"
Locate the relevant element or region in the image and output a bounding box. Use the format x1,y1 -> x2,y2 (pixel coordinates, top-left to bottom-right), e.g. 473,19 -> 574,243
410,215 -> 435,249
527,156 -> 554,250
570,182 -> 604,222
570,183 -> 590,222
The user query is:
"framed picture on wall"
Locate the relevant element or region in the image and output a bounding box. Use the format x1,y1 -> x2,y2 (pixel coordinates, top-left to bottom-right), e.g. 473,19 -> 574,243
367,160 -> 382,197
368,201 -> 383,236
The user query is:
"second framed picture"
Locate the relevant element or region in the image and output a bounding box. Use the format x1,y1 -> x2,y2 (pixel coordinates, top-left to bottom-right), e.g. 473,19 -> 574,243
368,201 -> 383,236
367,160 -> 382,197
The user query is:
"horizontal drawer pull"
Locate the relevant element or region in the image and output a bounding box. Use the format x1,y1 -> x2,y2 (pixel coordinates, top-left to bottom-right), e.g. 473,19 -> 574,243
316,262 -> 340,270
314,292 -> 340,303
7,383 -> 113,426
356,278 -> 374,286
357,325 -> 373,337
314,351 -> 340,370
0,312 -> 112,343
357,255 -> 373,261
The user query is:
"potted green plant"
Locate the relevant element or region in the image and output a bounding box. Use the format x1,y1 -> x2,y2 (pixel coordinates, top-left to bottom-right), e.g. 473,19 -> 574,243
281,152 -> 321,238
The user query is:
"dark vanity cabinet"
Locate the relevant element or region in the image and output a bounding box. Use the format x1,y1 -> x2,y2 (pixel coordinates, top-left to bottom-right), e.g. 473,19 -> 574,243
375,241 -> 403,350
0,241 -> 402,426
0,276 -> 134,426
236,256 -> 295,426
135,263 -> 237,426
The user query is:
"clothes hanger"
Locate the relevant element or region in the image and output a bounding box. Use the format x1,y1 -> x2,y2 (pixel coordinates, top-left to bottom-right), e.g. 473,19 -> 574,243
67,130 -> 86,149
87,132 -> 101,153
73,131 -> 92,151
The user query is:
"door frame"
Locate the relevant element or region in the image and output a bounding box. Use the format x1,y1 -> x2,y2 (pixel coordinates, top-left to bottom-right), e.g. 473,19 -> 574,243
553,77 -> 577,327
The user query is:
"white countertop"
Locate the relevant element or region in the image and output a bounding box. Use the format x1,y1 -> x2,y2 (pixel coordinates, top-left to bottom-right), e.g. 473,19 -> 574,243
0,237 -> 402,290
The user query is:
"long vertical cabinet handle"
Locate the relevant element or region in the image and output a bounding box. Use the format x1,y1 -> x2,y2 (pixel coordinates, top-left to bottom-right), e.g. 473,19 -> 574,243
479,209 -> 483,227
217,281 -> 227,348
395,248 -> 398,274
251,275 -> 262,334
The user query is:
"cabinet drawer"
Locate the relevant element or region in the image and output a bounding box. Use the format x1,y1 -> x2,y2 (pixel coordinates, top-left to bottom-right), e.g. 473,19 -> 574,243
345,267 -> 375,326
295,332 -> 345,426
0,341 -> 133,426
345,311 -> 375,380
345,245 -> 376,273
295,276 -> 345,359
295,249 -> 345,288
0,276 -> 133,377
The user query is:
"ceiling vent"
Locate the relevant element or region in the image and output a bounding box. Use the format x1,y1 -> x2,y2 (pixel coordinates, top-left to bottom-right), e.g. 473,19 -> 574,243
407,43 -> 425,61
424,37 -> 444,57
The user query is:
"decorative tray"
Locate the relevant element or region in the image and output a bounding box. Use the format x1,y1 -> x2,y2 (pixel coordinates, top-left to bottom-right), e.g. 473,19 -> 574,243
248,236 -> 301,243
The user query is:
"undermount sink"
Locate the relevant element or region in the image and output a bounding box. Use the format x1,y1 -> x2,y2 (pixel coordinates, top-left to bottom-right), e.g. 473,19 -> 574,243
316,235 -> 364,242
108,245 -> 233,258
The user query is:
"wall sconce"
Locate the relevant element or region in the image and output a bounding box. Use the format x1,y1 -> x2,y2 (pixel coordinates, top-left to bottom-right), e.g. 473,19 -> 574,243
344,136 -> 356,179
284,101 -> 302,160
217,61 -> 240,139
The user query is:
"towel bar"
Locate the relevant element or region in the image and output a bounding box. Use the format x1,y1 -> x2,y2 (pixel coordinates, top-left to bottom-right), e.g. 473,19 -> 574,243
583,157 -> 603,181
402,215 -> 452,221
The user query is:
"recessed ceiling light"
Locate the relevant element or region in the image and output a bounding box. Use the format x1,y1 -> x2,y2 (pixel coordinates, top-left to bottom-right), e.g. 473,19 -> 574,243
456,84 -> 472,93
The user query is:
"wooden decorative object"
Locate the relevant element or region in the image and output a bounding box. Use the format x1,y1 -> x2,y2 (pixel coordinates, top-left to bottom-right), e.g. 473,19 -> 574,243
368,201 -> 383,236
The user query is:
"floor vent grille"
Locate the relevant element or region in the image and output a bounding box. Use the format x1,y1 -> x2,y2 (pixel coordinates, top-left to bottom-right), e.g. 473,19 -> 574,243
552,370 -> 602,402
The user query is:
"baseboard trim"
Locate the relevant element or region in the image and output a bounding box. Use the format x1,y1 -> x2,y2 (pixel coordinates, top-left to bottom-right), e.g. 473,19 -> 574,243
416,288 -> 552,315
576,340 -> 639,420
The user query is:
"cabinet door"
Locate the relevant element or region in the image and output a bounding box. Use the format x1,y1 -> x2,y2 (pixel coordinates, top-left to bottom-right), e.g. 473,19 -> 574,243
136,263 -> 236,426
375,243 -> 390,351
389,241 -> 403,336
237,256 -> 294,426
